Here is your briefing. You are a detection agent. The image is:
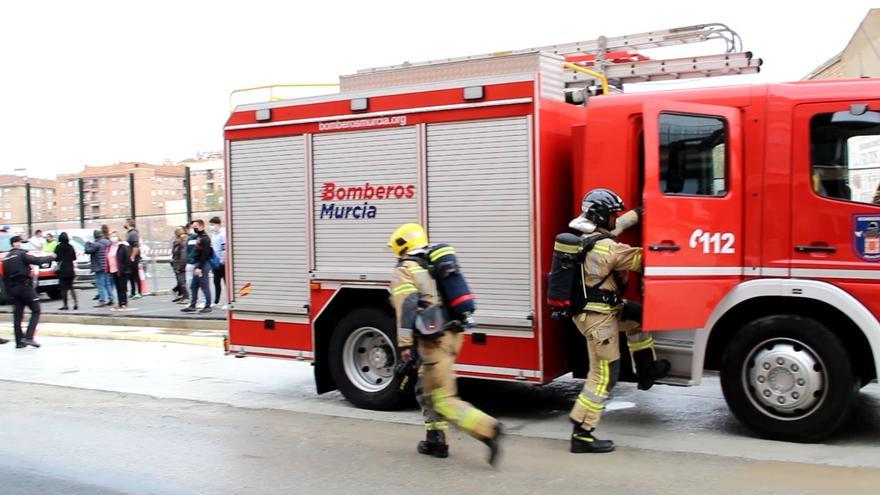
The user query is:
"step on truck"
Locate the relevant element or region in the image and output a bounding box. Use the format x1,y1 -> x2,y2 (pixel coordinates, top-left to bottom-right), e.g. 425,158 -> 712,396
222,24 -> 879,442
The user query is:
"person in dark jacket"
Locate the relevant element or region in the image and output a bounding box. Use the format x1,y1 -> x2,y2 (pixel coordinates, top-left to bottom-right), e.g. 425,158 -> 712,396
171,227 -> 189,305
124,218 -> 142,300
2,235 -> 55,347
85,229 -> 113,307
182,219 -> 212,314
55,232 -> 79,310
106,230 -> 132,311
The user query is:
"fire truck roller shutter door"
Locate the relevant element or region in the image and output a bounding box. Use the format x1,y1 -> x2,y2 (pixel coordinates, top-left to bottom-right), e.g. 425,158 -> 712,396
312,127 -> 419,278
426,117 -> 532,325
229,136 -> 309,313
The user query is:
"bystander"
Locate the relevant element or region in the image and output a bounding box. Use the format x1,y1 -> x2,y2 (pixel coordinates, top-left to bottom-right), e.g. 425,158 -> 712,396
171,227 -> 189,305
85,229 -> 113,307
209,216 -> 226,306
124,218 -> 142,300
28,230 -> 45,250
55,232 -> 78,310
182,219 -> 212,314
107,230 -> 132,311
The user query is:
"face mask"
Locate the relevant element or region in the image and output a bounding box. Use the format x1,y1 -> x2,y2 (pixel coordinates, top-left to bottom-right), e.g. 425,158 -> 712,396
211,225 -> 219,233
110,236 -> 119,243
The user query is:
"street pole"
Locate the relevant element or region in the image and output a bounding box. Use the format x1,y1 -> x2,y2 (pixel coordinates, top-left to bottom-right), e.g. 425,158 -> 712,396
184,166 -> 192,224
25,182 -> 32,235
77,178 -> 85,228
129,172 -> 136,220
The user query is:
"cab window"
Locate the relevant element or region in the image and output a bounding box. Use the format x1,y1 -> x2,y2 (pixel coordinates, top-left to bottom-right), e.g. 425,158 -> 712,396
811,112 -> 880,205
659,113 -> 727,197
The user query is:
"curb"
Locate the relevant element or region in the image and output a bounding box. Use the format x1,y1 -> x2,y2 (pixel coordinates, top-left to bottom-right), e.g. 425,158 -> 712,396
0,323 -> 224,348
10,328 -> 223,348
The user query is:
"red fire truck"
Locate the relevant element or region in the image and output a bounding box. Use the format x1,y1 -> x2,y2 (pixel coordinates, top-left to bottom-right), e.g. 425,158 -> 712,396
223,25 -> 880,441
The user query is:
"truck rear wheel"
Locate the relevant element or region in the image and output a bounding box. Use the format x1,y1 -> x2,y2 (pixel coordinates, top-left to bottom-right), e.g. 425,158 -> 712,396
328,307 -> 408,410
720,315 -> 857,442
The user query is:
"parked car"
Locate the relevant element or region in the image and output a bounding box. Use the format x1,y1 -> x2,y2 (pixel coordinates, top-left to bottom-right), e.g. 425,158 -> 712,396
0,233 -> 61,304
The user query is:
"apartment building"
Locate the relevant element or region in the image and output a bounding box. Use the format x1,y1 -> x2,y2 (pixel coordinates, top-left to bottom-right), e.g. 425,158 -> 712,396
56,162 -> 185,221
179,152 -> 225,212
0,175 -> 57,224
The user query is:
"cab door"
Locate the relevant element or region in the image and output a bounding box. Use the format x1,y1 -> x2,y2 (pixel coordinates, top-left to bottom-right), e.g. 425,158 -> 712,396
642,102 -> 744,331
790,101 -> 880,312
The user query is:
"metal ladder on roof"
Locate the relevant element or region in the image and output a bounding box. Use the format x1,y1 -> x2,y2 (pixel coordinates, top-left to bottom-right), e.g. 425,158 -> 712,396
357,23 -> 762,90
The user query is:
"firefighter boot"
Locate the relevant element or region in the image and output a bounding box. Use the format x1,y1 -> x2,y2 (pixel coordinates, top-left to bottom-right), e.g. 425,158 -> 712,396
481,422 -> 504,467
634,349 -> 671,391
570,424 -> 615,454
417,430 -> 449,459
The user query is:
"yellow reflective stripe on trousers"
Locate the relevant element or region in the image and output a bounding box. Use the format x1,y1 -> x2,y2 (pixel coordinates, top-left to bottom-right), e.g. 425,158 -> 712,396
554,242 -> 581,254
429,247 -> 456,261
595,359 -> 610,397
577,393 -> 605,412
391,283 -> 417,296
628,337 -> 654,352
584,302 -> 613,312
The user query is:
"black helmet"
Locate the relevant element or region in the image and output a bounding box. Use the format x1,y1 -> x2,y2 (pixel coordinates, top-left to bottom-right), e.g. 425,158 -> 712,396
581,188 -> 625,228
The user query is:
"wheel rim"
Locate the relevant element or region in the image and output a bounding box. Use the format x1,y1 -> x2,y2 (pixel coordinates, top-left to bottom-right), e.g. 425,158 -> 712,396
342,326 -> 396,393
742,338 -> 826,421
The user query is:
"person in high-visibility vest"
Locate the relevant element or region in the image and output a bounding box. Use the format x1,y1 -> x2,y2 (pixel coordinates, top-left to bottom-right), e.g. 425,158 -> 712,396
567,189 -> 670,453
388,223 -> 503,466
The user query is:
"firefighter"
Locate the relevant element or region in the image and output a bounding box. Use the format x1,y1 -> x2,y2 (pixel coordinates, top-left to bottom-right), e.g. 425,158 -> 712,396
2,235 -> 55,348
567,189 -> 670,453
388,223 -> 503,466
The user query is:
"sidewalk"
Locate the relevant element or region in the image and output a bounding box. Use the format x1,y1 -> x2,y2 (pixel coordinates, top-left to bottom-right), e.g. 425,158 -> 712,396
0,285 -> 227,325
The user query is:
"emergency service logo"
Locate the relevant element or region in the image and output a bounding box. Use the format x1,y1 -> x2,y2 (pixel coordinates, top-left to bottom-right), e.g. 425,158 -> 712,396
853,214 -> 880,262
319,182 -> 415,220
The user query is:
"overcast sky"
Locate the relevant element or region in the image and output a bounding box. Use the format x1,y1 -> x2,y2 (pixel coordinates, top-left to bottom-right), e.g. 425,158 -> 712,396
0,0 -> 875,178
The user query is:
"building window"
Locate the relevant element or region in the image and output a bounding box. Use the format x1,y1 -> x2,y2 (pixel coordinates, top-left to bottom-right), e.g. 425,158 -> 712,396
659,113 -> 728,197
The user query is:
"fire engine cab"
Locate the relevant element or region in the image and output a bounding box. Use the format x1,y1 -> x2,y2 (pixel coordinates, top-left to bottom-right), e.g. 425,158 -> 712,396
223,24 -> 880,442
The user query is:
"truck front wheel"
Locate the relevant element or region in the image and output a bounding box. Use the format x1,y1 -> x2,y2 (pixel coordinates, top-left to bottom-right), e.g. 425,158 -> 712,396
328,307 -> 408,410
721,315 -> 857,442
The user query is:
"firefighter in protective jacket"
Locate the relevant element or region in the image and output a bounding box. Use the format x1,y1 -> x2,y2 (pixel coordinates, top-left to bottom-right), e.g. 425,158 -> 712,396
567,189 -> 670,454
388,223 -> 502,466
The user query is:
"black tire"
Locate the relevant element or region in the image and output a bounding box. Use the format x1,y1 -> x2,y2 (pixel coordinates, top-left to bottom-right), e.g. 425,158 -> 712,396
328,307 -> 408,410
721,315 -> 857,442
45,288 -> 62,300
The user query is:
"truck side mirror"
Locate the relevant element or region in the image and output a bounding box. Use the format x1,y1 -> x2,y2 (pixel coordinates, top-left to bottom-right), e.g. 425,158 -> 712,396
831,104 -> 880,128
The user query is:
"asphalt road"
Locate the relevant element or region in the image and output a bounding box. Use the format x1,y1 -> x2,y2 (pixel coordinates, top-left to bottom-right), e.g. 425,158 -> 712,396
0,336 -> 879,494
2,381 -> 880,495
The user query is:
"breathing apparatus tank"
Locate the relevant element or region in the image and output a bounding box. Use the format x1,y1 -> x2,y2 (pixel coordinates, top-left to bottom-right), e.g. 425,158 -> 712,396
547,233 -> 585,319
425,243 -> 476,327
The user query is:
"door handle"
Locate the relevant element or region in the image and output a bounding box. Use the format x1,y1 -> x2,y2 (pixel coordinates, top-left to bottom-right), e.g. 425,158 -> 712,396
795,245 -> 836,253
649,244 -> 681,252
